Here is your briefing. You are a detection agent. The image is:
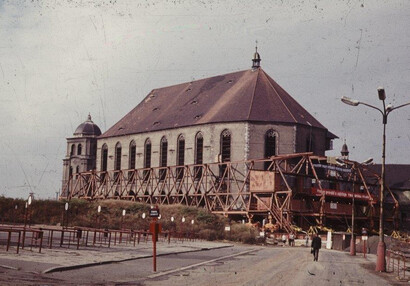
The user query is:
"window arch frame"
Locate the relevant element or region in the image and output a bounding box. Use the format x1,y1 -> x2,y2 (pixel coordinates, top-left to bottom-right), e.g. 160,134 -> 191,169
219,129 -> 231,177
128,140 -> 136,170
101,144 -> 108,172
77,144 -> 82,156
159,136 -> 168,181
176,134 -> 185,180
194,132 -> 204,180
114,142 -> 122,182
264,129 -> 278,170
220,129 -> 231,163
143,138 -> 152,181
70,144 -> 76,156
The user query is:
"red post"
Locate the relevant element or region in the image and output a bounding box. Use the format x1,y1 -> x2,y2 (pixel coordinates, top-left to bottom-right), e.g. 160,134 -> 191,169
153,228 -> 157,272
39,231 -> 43,253
17,231 -> 21,254
6,231 -> 11,251
49,230 -> 53,249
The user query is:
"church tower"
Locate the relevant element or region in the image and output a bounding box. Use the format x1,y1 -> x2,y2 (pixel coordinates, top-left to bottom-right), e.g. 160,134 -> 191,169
62,114 -> 101,195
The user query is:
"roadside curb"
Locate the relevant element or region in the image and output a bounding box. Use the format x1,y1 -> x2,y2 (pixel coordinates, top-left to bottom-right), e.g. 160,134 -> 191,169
147,248 -> 258,279
43,244 -> 233,274
0,264 -> 18,270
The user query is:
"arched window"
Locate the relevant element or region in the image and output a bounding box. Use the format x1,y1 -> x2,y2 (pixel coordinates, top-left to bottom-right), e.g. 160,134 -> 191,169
143,139 -> 151,181
306,136 -> 315,153
77,144 -> 82,156
194,132 -> 203,179
114,142 -> 122,181
177,135 -> 185,180
159,137 -> 168,181
220,129 -> 231,177
75,166 -> 80,179
220,129 -> 231,162
101,144 -> 108,172
69,166 -> 73,177
128,141 -> 136,182
129,141 -> 136,169
70,144 -> 75,156
115,142 -> 122,170
264,129 -> 277,170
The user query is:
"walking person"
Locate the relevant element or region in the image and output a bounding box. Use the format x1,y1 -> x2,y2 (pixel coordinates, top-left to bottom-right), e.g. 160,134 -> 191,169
311,234 -> 322,261
289,233 -> 295,246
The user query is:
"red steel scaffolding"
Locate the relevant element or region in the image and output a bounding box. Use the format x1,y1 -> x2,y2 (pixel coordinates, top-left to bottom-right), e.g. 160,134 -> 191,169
61,152 -> 399,234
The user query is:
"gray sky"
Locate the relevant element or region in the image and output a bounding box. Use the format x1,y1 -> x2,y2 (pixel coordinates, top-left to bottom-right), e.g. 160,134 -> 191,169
1,0 -> 409,199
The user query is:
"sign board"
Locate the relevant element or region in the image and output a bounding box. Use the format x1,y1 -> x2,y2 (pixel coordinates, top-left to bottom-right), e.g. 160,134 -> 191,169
224,226 -> 231,231
311,188 -> 372,201
149,208 -> 160,218
250,170 -> 278,192
362,236 -> 368,241
330,202 -> 337,209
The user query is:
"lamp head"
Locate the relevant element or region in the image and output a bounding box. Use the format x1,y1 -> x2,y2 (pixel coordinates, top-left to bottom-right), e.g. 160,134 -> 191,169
341,96 -> 359,106
377,87 -> 385,101
361,157 -> 374,165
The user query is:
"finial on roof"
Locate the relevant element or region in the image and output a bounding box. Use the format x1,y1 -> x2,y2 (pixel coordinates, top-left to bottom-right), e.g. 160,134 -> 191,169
87,113 -> 92,121
252,41 -> 261,69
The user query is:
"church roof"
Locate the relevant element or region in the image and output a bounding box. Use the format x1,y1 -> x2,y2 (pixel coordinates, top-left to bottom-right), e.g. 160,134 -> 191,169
100,68 -> 334,138
74,114 -> 102,137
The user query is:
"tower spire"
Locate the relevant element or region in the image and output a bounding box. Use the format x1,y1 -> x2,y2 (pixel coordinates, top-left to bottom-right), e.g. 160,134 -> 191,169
252,40 -> 261,69
341,139 -> 349,159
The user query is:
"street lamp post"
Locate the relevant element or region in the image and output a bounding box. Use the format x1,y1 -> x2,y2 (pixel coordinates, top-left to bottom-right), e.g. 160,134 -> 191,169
337,158 -> 372,256
22,195 -> 32,249
350,166 -> 357,256
341,88 -> 410,272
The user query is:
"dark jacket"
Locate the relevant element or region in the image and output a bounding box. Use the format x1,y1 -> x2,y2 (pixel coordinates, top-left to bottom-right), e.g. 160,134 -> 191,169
311,236 -> 322,249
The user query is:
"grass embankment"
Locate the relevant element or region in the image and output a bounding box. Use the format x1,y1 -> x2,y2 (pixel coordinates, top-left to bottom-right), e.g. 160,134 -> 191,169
0,196 -> 258,243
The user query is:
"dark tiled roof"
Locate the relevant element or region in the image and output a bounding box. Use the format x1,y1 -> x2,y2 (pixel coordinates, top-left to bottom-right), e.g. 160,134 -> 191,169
74,114 -> 102,136
100,68 -> 334,138
368,164 -> 410,190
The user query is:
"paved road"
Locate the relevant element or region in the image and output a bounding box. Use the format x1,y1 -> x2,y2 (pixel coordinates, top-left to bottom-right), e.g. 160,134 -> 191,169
0,243 -> 404,285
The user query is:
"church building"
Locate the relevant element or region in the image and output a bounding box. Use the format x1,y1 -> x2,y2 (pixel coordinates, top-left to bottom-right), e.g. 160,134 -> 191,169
63,50 -> 337,190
